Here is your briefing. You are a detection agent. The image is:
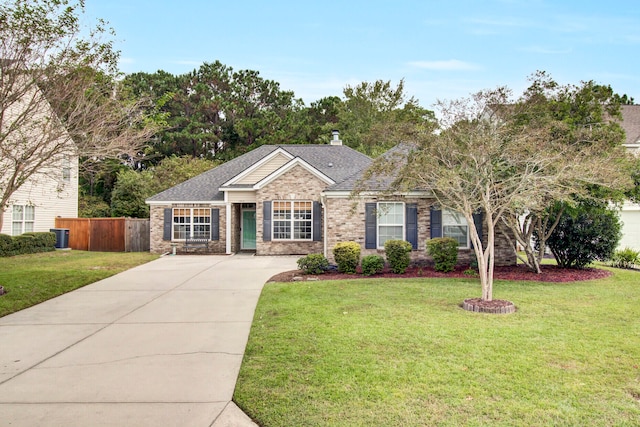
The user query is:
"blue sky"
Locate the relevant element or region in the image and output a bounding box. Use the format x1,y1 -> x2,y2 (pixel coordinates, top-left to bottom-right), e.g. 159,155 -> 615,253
85,0 -> 640,108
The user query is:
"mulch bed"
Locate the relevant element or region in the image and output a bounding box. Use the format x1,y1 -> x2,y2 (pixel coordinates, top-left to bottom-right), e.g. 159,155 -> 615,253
268,264 -> 612,283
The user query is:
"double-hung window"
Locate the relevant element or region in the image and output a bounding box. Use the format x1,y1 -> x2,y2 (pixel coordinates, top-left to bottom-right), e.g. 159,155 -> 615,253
12,205 -> 35,235
377,202 -> 404,248
442,209 -> 469,248
273,201 -> 312,240
173,208 -> 211,240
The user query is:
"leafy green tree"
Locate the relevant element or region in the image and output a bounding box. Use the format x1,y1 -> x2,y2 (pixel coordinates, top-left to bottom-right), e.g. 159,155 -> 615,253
499,72 -> 633,273
147,155 -> 219,194
540,201 -> 622,268
110,169 -> 153,218
337,79 -> 435,156
122,61 -> 306,163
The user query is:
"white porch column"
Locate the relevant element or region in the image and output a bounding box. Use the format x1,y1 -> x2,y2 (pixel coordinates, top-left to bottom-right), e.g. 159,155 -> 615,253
226,203 -> 232,254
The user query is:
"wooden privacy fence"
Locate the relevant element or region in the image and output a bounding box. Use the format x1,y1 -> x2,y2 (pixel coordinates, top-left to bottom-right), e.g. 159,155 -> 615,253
54,218 -> 150,252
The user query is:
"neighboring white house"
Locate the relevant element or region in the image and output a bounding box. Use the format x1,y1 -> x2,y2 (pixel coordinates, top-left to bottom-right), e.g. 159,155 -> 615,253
0,78 -> 78,236
618,105 -> 640,251
0,155 -> 78,236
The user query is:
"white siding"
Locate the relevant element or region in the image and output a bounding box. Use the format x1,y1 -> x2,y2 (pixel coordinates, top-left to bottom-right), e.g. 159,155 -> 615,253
1,154 -> 78,235
226,191 -> 257,203
236,153 -> 290,184
619,202 -> 640,251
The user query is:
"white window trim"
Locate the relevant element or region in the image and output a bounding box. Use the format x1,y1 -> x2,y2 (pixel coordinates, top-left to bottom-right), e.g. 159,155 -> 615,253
172,207 -> 211,240
272,200 -> 313,241
442,209 -> 470,249
12,205 -> 35,236
377,201 -> 405,249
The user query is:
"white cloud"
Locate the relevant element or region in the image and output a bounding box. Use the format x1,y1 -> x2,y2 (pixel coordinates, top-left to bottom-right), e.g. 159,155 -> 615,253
407,60 -> 481,71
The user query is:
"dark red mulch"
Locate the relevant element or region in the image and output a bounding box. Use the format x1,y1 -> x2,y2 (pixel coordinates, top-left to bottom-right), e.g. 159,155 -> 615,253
268,264 -> 611,283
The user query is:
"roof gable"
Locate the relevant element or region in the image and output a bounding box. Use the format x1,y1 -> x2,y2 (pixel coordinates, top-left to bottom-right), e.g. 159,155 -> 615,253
254,157 -> 335,189
223,148 -> 293,186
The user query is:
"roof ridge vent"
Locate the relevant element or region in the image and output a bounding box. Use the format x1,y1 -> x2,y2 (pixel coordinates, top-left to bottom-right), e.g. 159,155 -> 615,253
330,130 -> 342,146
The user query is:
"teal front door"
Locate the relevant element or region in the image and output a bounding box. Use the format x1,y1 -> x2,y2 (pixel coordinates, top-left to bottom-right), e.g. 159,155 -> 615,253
241,209 -> 256,250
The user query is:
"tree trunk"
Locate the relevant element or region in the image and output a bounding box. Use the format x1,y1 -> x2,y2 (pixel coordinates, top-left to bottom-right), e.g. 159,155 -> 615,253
0,209 -> 4,232
500,213 -> 542,274
469,212 -> 494,302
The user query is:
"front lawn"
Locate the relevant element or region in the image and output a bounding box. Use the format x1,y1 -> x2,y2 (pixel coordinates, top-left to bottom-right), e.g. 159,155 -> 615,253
0,251 -> 158,317
235,268 -> 640,426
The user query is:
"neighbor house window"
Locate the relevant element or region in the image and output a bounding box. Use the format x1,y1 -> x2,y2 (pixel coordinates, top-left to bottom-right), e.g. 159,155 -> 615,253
12,205 -> 35,235
62,157 -> 71,183
173,208 -> 210,240
377,202 -> 404,248
272,201 -> 312,240
443,209 -> 469,248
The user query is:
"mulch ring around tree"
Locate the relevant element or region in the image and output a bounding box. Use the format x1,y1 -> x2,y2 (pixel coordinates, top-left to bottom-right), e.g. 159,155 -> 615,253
267,264 -> 612,284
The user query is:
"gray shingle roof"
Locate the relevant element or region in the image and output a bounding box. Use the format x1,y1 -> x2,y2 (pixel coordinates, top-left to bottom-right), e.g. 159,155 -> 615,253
620,105 -> 640,145
146,144 -> 372,202
326,142 -> 415,192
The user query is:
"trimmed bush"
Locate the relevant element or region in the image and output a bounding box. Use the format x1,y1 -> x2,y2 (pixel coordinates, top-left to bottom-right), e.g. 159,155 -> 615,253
362,254 -> 385,276
297,253 -> 329,275
610,247 -> 640,269
426,237 -> 459,272
332,241 -> 361,273
23,232 -> 57,250
0,234 -> 13,256
0,232 -> 56,257
12,234 -> 35,254
542,201 -> 621,269
384,239 -> 412,274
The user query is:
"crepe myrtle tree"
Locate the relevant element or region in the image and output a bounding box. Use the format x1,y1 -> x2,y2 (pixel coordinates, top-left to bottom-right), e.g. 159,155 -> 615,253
0,0 -> 158,230
497,72 -> 633,273
359,82 -> 631,302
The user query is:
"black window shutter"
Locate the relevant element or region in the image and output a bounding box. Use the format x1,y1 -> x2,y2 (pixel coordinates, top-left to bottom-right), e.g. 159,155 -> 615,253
365,203 -> 377,249
312,201 -> 322,242
406,203 -> 418,250
430,206 -> 442,238
472,210 -> 483,248
263,201 -> 272,241
210,208 -> 220,241
163,208 -> 172,241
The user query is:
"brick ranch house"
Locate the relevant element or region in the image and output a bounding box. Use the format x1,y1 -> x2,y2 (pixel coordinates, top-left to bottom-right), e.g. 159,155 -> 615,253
146,132 -> 516,266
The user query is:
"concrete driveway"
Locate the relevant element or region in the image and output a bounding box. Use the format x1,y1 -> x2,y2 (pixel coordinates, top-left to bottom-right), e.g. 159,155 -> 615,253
0,253 -> 299,427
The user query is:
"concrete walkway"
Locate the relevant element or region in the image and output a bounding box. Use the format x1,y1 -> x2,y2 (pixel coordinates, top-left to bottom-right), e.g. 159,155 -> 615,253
0,253 -> 299,427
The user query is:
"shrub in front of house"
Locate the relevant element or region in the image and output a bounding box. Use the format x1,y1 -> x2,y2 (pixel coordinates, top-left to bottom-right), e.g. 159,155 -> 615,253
426,237 -> 459,272
0,232 -> 56,257
297,253 -> 329,275
11,234 -> 35,254
384,240 -> 413,274
542,201 -> 621,268
332,241 -> 361,273
0,234 -> 12,256
610,247 -> 640,269
362,254 -> 385,276
23,232 -> 57,251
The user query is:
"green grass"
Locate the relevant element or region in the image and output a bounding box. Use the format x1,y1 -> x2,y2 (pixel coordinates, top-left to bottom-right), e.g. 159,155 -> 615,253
235,268 -> 640,426
0,251 -> 159,317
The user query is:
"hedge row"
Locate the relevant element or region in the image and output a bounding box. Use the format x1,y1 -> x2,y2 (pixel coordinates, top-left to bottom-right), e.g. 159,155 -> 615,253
0,232 -> 57,257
